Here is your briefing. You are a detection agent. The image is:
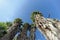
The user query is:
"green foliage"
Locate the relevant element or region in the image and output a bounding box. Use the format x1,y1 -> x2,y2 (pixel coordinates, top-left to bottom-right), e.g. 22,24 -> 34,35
0,22 -> 7,38
0,22 -> 7,30
14,18 -> 23,26
31,11 -> 43,22
6,22 -> 12,27
31,24 -> 35,28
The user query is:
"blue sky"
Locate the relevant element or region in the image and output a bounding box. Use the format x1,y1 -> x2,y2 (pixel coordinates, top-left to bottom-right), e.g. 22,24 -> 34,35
0,0 -> 60,40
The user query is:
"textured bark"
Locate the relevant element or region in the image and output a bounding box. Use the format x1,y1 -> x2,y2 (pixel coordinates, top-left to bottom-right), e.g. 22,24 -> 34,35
30,27 -> 36,40
17,25 -> 29,40
0,23 -> 19,40
35,14 -> 60,40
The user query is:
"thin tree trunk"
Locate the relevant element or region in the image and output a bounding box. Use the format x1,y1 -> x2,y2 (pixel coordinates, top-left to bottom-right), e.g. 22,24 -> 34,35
17,26 -> 29,40
30,27 -> 36,40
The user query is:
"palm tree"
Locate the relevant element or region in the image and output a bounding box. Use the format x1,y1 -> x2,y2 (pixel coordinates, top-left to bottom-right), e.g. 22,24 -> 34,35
33,12 -> 60,40
30,11 -> 43,40
0,18 -> 23,40
32,12 -> 48,40
17,23 -> 31,40
13,18 -> 22,27
31,11 -> 49,40
9,18 -> 23,40
29,24 -> 36,40
31,11 -> 43,22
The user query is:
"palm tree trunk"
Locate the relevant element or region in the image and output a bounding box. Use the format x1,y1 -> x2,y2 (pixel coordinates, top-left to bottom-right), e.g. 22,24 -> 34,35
17,26 -> 29,40
34,14 -> 48,40
30,27 -> 36,40
0,23 -> 19,40
34,14 -> 60,40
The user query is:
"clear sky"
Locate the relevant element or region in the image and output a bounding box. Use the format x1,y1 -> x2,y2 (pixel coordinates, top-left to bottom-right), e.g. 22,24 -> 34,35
0,0 -> 60,40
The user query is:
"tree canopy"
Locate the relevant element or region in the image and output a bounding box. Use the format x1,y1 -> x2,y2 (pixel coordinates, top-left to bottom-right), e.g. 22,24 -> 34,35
14,18 -> 23,26
23,23 -> 31,30
6,22 -> 12,27
31,11 -> 43,22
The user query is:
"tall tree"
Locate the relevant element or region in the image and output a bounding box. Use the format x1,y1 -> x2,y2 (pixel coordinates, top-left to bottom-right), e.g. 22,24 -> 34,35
34,12 -> 49,40
30,12 -> 42,40
17,23 -> 31,40
0,18 -> 23,40
13,18 -> 22,27
31,11 -> 43,22
9,18 -> 23,40
29,24 -> 36,40
30,11 -> 43,40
